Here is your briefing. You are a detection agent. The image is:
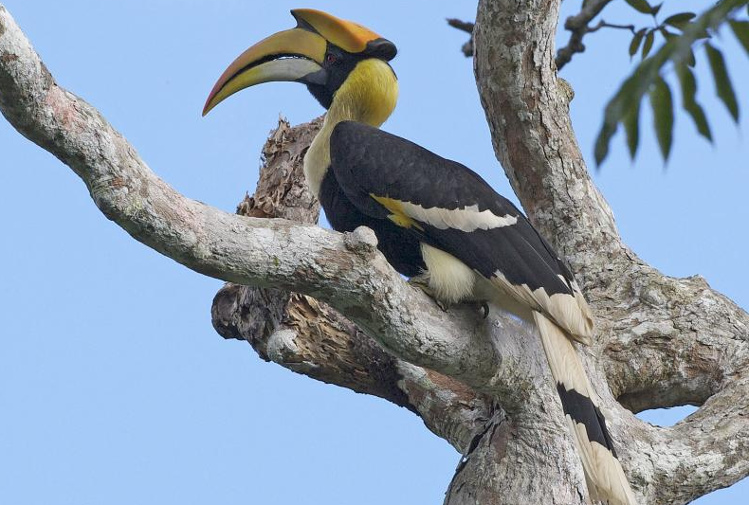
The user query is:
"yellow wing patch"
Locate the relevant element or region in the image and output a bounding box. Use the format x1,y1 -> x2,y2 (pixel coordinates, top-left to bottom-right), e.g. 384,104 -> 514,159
370,195 -> 423,230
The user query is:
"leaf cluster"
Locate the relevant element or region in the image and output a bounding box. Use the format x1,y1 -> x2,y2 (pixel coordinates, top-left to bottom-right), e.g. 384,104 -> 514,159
595,0 -> 749,165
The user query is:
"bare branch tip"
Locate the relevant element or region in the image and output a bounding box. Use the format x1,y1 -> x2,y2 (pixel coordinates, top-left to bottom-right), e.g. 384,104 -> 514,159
557,0 -> 616,69
345,226 -> 379,255
446,18 -> 474,34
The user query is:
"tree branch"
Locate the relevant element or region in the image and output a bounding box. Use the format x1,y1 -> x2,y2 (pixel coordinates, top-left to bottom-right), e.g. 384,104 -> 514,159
0,4 -> 511,393
210,117 -> 493,452
556,0 -> 615,70
447,18 -> 474,57
0,0 -> 557,419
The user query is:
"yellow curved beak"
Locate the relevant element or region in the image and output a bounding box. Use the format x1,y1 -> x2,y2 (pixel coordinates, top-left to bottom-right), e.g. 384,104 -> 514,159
202,28 -> 327,116
203,9 -> 392,116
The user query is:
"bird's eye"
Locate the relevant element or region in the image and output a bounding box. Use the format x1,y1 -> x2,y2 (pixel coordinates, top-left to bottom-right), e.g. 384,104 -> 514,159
326,53 -> 337,65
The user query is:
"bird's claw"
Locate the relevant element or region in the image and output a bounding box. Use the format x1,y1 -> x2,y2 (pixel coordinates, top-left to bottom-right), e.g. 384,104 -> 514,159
408,275 -> 450,312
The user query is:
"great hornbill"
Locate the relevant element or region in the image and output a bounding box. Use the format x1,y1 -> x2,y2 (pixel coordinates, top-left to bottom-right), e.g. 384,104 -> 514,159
203,9 -> 637,505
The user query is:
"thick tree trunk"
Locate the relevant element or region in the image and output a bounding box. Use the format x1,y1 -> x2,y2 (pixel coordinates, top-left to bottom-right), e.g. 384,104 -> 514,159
471,3 -> 749,503
1,2 -> 747,504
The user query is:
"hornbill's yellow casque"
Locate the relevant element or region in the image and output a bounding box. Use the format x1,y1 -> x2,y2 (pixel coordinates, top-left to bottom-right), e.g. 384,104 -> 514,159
203,9 -> 637,505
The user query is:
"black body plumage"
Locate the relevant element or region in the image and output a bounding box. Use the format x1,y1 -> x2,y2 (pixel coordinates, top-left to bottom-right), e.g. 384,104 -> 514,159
328,121 -> 576,297
318,167 -> 425,277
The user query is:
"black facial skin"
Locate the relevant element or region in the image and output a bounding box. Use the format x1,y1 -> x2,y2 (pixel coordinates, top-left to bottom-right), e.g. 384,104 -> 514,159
304,44 -> 363,109
304,39 -> 397,110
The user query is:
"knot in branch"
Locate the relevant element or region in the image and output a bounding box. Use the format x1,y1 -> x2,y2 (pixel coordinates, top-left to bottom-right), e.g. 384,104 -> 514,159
344,226 -> 379,256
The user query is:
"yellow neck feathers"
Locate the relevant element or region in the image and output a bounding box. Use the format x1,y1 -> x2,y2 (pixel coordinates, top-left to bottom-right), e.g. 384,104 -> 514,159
304,59 -> 398,196
328,58 -> 398,128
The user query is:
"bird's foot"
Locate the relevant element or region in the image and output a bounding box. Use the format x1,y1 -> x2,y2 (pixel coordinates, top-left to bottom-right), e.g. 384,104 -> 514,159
475,301 -> 490,319
408,275 -> 450,312
408,276 -> 489,316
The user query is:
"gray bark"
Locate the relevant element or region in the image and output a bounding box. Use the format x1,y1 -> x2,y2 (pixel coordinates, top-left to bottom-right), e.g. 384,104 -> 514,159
1,2 -> 747,504
471,1 -> 749,503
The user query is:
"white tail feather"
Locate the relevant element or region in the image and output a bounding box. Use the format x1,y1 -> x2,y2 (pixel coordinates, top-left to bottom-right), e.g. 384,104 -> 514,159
534,312 -> 638,505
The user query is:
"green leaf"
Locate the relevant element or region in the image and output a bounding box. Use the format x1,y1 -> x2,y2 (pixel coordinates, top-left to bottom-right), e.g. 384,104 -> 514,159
675,63 -> 713,141
693,27 -> 712,39
649,76 -> 674,161
594,123 -> 615,166
595,0 -> 746,167
625,0 -> 654,15
705,43 -> 740,121
595,70 -> 646,166
652,3 -> 663,17
623,98 -> 641,160
629,29 -> 647,57
687,48 -> 696,67
729,20 -> 749,55
642,30 -> 655,58
659,27 -> 675,39
664,12 -> 697,29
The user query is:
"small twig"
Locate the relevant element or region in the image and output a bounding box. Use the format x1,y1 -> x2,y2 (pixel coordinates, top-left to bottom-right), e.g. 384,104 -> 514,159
447,10 -> 633,61
447,18 -> 474,33
587,20 -> 636,34
556,0 -> 615,70
447,18 -> 475,57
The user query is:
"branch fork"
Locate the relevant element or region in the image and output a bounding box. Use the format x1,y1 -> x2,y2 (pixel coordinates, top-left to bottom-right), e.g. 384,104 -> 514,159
2,2 -> 748,504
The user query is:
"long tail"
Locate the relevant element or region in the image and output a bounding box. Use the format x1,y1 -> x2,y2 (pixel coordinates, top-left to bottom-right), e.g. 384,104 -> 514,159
533,311 -> 638,505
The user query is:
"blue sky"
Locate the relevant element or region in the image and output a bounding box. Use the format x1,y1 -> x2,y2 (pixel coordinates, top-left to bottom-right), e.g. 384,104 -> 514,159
1,1 -> 747,504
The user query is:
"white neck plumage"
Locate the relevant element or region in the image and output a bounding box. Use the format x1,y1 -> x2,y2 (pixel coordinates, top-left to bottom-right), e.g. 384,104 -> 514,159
304,58 -> 398,197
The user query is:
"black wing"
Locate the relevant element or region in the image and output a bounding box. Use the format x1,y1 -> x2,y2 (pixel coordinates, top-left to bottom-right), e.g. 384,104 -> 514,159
329,121 -> 593,340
